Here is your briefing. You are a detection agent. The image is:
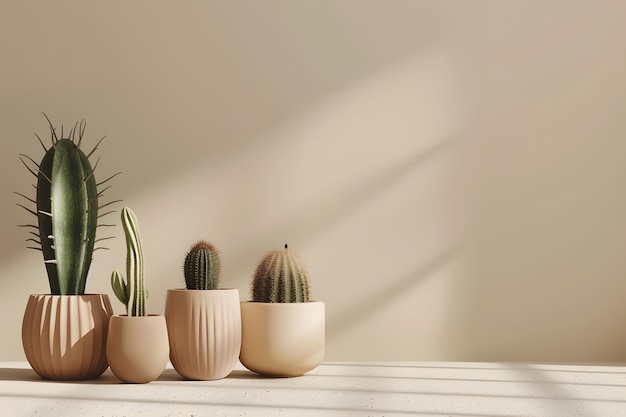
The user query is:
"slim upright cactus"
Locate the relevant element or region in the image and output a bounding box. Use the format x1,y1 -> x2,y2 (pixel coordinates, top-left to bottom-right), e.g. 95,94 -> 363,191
111,207 -> 146,316
184,241 -> 221,290
16,115 -> 119,294
252,244 -> 310,303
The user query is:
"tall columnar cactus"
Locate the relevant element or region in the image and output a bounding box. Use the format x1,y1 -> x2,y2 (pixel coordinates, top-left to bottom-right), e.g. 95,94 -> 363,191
252,244 -> 310,303
17,115 -> 119,295
111,207 -> 146,316
184,241 -> 221,290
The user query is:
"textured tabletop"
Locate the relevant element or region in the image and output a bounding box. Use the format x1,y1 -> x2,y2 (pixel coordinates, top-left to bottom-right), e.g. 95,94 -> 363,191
1,361 -> 625,416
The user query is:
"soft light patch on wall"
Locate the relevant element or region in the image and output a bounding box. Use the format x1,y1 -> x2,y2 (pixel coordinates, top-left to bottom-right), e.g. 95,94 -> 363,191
91,45 -> 465,361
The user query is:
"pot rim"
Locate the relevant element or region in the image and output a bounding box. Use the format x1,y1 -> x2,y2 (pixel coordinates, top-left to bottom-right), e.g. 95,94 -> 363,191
242,300 -> 324,304
27,293 -> 110,297
167,287 -> 239,292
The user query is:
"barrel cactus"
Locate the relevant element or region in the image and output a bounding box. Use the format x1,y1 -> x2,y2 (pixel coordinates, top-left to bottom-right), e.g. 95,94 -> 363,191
252,244 -> 310,303
111,207 -> 147,316
184,240 -> 221,290
16,115 -> 119,295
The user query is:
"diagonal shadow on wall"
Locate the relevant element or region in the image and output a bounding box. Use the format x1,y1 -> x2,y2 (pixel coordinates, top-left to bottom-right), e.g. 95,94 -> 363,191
229,135 -> 461,285
327,244 -> 462,339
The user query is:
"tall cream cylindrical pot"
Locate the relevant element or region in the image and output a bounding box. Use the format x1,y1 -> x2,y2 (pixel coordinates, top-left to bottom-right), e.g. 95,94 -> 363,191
106,315 -> 169,383
22,294 -> 113,380
165,288 -> 241,380
240,301 -> 325,377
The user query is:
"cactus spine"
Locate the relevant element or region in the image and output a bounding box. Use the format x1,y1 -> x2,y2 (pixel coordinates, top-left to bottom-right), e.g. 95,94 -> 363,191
252,244 -> 310,303
184,241 -> 221,290
17,116 -> 119,295
111,207 -> 146,316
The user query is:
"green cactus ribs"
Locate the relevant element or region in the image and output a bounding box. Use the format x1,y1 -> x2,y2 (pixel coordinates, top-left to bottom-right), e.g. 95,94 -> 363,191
184,240 -> 221,290
111,207 -> 147,316
252,244 -> 310,303
16,114 -> 121,295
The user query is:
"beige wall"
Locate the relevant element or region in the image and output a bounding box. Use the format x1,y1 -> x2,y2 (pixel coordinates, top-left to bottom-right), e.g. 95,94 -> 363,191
2,1 -> 626,362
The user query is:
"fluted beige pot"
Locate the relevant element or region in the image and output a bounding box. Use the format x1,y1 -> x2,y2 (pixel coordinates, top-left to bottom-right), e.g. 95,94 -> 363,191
22,294 -> 113,380
106,314 -> 169,383
165,288 -> 241,380
240,301 -> 325,377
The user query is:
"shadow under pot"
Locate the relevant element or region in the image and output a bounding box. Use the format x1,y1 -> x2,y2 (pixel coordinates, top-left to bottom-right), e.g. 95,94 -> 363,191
22,294 -> 113,380
106,314 -> 169,383
240,301 -> 325,377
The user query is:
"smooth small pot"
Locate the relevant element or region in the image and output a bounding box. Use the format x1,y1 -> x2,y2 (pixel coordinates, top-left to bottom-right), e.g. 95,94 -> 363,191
106,314 -> 169,383
240,301 -> 325,377
22,294 -> 113,380
166,288 -> 242,380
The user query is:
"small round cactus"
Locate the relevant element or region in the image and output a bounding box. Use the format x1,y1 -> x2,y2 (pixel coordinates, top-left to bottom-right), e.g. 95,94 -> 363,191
184,240 -> 221,290
252,244 -> 310,303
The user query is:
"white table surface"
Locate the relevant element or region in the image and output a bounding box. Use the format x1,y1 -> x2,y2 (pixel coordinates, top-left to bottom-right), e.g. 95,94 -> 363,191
0,361 -> 625,416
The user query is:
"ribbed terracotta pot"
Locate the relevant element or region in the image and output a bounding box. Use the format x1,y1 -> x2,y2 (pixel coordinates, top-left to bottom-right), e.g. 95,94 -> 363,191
22,294 -> 113,380
165,288 -> 241,380
240,301 -> 325,377
106,314 -> 169,383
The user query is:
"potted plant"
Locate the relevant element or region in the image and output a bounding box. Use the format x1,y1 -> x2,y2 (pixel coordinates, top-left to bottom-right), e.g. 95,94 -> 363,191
106,207 -> 169,383
18,116 -> 118,380
240,244 -> 325,377
165,241 -> 241,380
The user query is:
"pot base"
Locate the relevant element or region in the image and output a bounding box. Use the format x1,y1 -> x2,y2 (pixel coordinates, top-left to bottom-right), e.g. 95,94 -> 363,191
166,289 -> 242,380
106,315 -> 169,383
240,301 -> 325,377
22,294 -> 113,380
